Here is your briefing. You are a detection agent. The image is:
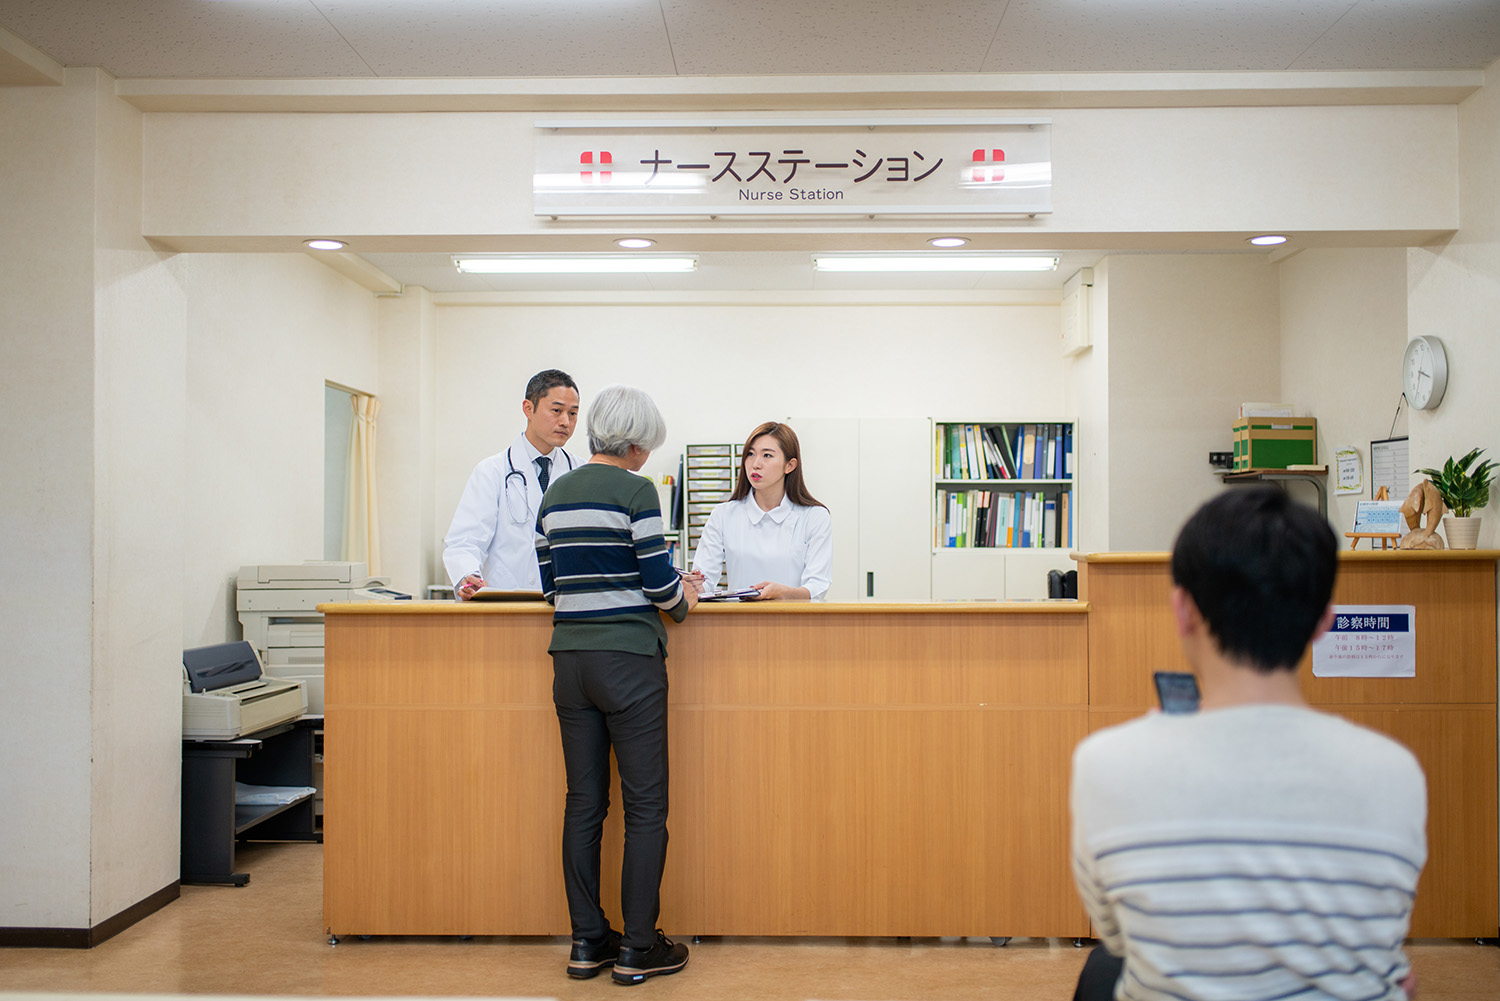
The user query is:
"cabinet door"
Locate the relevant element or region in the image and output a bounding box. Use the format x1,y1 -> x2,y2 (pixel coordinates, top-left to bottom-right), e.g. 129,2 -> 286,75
857,417 -> 932,600
789,417 -> 861,601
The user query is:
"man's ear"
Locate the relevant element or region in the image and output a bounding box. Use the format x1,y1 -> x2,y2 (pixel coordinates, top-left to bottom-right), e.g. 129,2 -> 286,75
1310,603 -> 1336,644
521,398 -> 535,420
1170,586 -> 1201,640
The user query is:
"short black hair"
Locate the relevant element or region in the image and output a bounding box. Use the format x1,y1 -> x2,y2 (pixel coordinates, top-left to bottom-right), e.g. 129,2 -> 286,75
524,369 -> 577,407
1170,487 -> 1337,673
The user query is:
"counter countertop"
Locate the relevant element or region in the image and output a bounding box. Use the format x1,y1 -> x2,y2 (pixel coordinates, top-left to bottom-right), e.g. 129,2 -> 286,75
319,598 -> 1091,615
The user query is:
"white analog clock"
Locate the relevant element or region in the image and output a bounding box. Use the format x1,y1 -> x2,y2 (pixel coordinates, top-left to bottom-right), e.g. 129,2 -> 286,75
1402,335 -> 1448,410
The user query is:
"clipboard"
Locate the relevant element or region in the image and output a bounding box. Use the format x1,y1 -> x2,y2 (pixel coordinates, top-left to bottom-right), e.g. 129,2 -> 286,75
698,588 -> 762,602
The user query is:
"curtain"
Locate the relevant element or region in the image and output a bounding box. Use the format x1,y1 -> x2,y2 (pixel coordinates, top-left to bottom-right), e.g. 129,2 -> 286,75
342,393 -> 381,576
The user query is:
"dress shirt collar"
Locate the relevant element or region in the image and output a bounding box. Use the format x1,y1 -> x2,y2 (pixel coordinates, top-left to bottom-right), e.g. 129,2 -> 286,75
515,433 -> 552,468
744,492 -> 794,526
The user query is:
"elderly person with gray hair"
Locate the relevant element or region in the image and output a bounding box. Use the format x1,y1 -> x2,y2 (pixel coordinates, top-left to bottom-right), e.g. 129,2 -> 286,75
534,384 -> 696,986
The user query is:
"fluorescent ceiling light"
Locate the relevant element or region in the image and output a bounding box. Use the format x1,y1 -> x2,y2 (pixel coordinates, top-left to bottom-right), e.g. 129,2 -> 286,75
616,238 -> 656,249
1249,234 -> 1288,246
814,255 -> 1058,273
454,255 -> 697,274
928,237 -> 969,248
305,239 -> 346,251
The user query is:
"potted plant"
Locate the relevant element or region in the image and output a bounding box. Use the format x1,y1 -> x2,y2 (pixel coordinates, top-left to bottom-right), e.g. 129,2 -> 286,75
1415,447 -> 1495,550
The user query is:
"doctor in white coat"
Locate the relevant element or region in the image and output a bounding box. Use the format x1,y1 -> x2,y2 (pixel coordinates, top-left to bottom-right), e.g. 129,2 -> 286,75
443,369 -> 583,599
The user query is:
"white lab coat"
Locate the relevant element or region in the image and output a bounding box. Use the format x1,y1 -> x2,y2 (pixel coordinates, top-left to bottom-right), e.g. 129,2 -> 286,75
443,433 -> 582,591
692,494 -> 833,600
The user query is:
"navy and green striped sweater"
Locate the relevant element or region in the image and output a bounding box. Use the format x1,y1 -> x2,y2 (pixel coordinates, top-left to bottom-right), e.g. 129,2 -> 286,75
535,462 -> 688,656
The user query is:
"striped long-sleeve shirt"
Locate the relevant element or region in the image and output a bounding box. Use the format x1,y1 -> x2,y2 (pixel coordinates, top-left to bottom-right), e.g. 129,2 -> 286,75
535,462 -> 688,656
1070,705 -> 1426,1001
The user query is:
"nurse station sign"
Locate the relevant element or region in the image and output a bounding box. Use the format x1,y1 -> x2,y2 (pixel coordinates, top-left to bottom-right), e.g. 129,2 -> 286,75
534,118 -> 1052,217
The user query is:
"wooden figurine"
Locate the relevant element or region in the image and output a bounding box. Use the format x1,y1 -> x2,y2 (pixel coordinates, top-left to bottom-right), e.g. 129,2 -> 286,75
1398,480 -> 1447,550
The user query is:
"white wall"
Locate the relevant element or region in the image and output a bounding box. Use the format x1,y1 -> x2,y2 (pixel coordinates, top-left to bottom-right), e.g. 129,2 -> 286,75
427,299 -> 1063,588
1278,248 -> 1409,534
88,69 -> 189,926
1408,59 -> 1500,549
376,286 -> 438,595
1104,254 -> 1283,550
1062,262 -> 1110,551
179,253 -> 381,646
140,104 -> 1458,247
0,70 -> 101,930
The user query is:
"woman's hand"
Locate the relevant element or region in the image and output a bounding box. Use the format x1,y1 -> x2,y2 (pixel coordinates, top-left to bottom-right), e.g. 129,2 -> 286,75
456,573 -> 486,600
681,570 -> 708,594
682,585 -> 700,611
748,581 -> 799,601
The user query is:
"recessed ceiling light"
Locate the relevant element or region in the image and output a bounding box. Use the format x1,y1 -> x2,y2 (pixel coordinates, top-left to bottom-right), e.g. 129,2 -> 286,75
1248,234 -> 1288,246
453,255 -> 697,274
813,254 -> 1058,273
305,239 -> 346,251
928,237 -> 969,248
616,238 -> 656,249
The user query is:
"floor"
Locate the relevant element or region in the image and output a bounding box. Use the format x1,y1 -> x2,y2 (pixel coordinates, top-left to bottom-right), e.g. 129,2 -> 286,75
2,843 -> 1498,1001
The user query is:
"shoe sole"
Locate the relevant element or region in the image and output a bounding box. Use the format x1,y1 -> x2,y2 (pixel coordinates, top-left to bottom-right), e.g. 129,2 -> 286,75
567,959 -> 615,979
611,956 -> 688,985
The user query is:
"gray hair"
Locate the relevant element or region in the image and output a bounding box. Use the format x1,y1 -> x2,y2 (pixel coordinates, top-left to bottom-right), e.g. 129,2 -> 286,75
586,385 -> 667,457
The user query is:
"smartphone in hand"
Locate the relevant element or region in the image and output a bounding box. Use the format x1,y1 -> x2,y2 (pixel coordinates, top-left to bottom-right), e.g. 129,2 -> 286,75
1153,670 -> 1201,714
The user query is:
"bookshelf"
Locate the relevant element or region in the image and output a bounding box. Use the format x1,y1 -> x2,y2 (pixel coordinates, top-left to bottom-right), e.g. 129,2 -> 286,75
932,421 -> 1077,600
683,442 -> 742,586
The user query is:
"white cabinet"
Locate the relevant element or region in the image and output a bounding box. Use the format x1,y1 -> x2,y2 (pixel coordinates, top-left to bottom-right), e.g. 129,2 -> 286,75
792,416 -> 931,600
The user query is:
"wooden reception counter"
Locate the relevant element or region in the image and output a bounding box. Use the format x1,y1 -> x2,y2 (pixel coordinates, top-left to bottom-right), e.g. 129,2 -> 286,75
322,600 -> 1092,940
323,551 -> 1497,940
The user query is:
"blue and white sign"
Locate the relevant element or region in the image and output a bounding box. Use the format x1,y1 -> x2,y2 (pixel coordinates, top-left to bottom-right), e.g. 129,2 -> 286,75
534,117 -> 1052,217
1312,604 -> 1416,678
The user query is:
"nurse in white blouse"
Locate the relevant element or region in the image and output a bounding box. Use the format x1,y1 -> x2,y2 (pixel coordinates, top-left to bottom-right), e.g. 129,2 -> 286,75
689,421 -> 833,601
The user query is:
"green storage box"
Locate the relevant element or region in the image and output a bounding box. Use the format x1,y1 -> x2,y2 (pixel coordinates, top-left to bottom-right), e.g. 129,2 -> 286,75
1232,417 -> 1316,472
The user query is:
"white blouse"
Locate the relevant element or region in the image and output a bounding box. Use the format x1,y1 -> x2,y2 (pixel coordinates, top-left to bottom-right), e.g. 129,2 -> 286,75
692,494 -> 833,601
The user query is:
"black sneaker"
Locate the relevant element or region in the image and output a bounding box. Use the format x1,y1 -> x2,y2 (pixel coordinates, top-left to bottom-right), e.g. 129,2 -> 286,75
567,929 -> 621,979
611,929 -> 689,985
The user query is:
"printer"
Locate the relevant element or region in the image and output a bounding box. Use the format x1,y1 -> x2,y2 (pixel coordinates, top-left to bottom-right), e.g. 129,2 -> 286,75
236,561 -> 409,714
183,641 -> 307,740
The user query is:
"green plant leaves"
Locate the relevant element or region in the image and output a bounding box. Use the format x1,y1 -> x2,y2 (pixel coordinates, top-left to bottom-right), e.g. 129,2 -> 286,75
1415,447 -> 1494,518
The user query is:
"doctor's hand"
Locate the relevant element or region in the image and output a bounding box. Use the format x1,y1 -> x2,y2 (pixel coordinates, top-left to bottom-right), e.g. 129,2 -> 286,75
456,574 -> 486,600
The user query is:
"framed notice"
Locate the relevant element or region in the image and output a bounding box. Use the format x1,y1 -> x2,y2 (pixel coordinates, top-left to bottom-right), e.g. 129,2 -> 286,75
1370,437 -> 1409,500
1333,444 -> 1363,495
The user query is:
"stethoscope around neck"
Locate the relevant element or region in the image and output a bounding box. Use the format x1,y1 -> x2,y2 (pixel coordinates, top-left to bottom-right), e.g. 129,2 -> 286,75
503,445 -> 574,525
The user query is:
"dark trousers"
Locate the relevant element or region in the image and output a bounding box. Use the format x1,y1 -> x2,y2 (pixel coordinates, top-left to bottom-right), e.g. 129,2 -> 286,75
1072,945 -> 1125,1001
552,648 -> 670,950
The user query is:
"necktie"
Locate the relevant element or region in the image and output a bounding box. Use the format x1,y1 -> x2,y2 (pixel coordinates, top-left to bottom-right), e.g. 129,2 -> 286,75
537,456 -> 552,493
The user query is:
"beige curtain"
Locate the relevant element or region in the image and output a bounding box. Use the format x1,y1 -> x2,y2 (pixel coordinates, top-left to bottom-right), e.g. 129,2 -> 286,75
342,393 -> 381,576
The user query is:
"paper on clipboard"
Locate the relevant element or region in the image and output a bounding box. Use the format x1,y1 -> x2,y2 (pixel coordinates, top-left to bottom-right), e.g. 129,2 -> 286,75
698,587 -> 762,602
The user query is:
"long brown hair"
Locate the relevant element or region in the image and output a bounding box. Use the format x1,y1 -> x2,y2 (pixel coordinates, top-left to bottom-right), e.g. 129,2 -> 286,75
730,421 -> 826,509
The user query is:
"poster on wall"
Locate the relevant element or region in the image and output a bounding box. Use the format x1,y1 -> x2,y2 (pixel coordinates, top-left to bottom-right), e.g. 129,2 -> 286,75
1334,445 -> 1363,495
1370,437 -> 1409,499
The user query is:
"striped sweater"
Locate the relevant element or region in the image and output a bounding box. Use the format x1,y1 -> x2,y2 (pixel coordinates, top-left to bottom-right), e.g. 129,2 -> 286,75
1071,705 -> 1426,1001
535,462 -> 688,656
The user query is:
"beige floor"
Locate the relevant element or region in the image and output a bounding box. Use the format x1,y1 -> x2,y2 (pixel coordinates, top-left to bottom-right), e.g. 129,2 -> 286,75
2,842 -> 1497,1000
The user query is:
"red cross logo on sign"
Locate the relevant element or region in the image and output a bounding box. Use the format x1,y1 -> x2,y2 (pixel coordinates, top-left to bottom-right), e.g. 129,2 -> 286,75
580,151 -> 612,183
971,148 -> 1005,183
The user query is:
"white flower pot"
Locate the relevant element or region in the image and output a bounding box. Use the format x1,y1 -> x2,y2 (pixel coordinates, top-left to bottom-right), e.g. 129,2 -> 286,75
1443,515 -> 1481,550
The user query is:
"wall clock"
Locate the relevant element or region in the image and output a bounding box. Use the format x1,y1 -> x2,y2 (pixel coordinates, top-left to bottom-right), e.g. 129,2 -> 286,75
1402,335 -> 1448,410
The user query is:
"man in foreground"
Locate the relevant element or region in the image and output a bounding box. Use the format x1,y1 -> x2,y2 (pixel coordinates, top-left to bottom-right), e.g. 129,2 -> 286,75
1070,487 -> 1427,1001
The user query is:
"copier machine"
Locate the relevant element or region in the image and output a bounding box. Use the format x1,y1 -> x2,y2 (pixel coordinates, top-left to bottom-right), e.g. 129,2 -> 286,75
236,561 -> 409,714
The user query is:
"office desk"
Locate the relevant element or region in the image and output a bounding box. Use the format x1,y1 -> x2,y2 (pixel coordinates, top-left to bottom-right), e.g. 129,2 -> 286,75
321,600 -> 1092,939
1077,550 -> 1499,937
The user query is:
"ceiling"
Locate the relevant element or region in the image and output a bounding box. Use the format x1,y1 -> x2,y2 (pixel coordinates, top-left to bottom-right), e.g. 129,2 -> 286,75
4,0 -> 1498,294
